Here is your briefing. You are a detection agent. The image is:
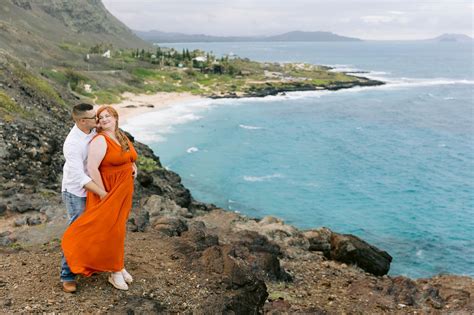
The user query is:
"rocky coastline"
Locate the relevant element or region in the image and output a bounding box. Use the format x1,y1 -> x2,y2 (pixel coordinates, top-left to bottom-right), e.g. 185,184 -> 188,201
209,75 -> 384,99
0,52 -> 472,314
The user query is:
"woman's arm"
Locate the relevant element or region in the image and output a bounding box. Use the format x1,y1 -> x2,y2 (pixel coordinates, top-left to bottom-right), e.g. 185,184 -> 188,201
86,135 -> 107,199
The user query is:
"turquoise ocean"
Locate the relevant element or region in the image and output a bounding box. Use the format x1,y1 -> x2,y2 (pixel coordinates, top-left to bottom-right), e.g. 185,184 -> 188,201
124,41 -> 474,278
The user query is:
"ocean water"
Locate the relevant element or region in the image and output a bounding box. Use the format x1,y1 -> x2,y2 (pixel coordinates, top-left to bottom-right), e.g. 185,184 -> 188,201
124,41 -> 474,278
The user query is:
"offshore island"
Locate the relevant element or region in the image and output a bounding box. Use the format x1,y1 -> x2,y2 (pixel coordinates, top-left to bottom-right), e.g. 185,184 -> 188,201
0,0 -> 472,313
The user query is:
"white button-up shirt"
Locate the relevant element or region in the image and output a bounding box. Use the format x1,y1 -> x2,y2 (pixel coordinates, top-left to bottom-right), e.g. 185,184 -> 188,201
61,124 -> 97,197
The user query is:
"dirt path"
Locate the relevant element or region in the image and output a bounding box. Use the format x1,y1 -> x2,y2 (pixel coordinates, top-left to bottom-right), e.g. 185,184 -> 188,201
0,231 -> 210,313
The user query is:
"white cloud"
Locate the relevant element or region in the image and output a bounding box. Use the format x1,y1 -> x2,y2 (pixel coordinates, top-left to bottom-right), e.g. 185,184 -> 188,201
102,0 -> 474,40
388,11 -> 405,15
361,15 -> 394,24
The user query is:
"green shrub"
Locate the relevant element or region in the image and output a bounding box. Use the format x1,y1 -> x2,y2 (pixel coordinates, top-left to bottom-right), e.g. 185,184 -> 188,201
64,69 -> 90,91
0,91 -> 19,113
94,90 -> 121,104
24,75 -> 65,106
41,69 -> 68,86
170,72 -> 182,81
137,156 -> 160,172
132,68 -> 157,79
154,82 -> 178,92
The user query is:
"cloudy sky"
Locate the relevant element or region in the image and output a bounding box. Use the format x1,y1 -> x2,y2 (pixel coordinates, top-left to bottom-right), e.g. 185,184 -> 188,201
102,0 -> 473,40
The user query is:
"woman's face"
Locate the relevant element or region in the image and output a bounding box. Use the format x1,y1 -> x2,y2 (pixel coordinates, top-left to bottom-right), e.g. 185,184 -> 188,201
98,109 -> 117,131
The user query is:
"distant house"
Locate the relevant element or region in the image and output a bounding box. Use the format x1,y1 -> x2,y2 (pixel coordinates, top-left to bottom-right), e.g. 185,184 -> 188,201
102,50 -> 111,58
193,56 -> 207,62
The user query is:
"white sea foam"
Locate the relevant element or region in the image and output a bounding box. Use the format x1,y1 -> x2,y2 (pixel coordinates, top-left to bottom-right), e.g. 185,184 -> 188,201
122,98 -> 214,143
239,124 -> 263,130
122,69 -> 473,145
327,64 -> 361,72
243,174 -> 284,182
187,147 -> 199,153
328,64 -> 389,77
217,76 -> 473,106
383,78 -> 474,88
327,63 -> 474,89
295,77 -> 474,97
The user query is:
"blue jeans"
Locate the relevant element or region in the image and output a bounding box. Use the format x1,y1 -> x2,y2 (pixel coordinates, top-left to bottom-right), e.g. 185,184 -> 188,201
60,191 -> 86,282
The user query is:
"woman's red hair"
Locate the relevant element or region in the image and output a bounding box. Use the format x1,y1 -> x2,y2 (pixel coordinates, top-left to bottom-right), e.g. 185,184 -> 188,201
96,106 -> 130,151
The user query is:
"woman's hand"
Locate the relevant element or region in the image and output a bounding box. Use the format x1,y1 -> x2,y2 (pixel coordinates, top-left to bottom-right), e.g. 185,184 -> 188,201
99,190 -> 108,200
132,163 -> 138,180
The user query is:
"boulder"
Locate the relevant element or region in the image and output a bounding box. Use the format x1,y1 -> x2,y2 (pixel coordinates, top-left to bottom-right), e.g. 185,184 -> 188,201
0,231 -> 16,246
11,199 -> 37,213
234,230 -> 292,281
235,215 -> 300,246
197,245 -> 268,314
181,221 -> 219,251
128,210 -> 150,232
153,217 -> 188,236
142,195 -> 192,221
304,227 -> 333,257
26,216 -> 42,226
330,233 -> 392,276
0,202 -> 6,215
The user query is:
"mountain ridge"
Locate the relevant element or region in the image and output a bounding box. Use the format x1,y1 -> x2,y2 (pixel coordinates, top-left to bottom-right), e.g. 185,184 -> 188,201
426,33 -> 473,42
134,30 -> 362,43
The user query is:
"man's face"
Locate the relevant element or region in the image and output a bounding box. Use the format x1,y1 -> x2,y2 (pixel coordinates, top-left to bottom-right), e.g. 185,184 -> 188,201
81,109 -> 97,130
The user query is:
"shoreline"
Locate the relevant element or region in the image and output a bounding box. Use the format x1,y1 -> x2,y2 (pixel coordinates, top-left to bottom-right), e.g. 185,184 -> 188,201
110,92 -> 204,124
111,76 -> 384,123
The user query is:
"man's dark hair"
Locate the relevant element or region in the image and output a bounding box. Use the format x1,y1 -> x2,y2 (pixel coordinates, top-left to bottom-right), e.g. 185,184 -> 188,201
72,103 -> 94,120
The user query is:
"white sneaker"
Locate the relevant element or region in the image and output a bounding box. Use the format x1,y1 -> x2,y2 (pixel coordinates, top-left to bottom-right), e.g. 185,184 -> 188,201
108,272 -> 129,290
121,268 -> 133,284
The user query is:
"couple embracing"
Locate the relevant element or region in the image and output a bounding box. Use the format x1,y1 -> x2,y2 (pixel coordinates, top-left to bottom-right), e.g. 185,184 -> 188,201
60,103 -> 138,293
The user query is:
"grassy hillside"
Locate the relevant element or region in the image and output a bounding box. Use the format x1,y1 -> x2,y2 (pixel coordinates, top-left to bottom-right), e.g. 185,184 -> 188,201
0,0 -> 150,67
0,0 -> 382,106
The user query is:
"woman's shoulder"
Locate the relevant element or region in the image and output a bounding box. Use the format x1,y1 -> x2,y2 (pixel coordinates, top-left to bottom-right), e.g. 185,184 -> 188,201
91,133 -> 107,144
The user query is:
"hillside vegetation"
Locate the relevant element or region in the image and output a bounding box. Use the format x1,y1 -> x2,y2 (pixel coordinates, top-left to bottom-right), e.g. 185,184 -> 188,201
38,47 -> 381,104
0,0 -> 149,67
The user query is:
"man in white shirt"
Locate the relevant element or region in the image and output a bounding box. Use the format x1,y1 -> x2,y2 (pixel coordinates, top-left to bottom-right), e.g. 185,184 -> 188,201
60,103 -> 108,293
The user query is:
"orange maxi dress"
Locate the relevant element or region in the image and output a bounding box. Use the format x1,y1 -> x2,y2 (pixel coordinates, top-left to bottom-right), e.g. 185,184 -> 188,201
61,133 -> 138,276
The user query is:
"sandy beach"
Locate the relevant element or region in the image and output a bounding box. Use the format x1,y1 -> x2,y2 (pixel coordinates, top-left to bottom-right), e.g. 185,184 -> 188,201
109,92 -> 204,124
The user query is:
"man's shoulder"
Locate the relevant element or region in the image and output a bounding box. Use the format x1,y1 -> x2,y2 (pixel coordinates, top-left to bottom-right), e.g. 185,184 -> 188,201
64,126 -> 86,147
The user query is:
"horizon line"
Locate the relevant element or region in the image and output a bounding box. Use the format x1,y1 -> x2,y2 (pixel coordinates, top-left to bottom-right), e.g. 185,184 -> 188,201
133,29 -> 474,42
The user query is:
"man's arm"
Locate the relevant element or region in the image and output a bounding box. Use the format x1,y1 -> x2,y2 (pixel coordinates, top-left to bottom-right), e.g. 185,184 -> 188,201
64,139 -> 94,191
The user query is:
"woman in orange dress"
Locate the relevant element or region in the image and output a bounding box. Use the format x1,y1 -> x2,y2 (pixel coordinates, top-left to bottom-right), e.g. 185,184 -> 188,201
62,105 -> 138,291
